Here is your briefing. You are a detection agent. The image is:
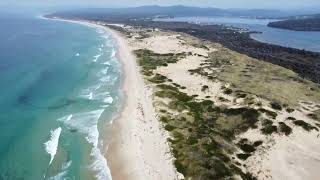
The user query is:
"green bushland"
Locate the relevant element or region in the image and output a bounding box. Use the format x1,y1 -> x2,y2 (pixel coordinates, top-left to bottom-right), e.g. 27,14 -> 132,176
154,83 -> 258,179
188,45 -> 320,107
148,73 -> 168,83
134,49 -> 186,71
135,49 -> 260,179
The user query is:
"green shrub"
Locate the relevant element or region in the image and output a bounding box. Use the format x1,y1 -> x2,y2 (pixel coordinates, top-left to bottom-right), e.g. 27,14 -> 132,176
293,120 -> 318,132
307,113 -> 318,120
224,88 -> 233,95
237,153 -> 251,160
286,117 -> 296,121
236,93 -> 247,98
186,136 -> 198,145
261,125 -> 278,135
253,141 -> 263,147
258,108 -> 278,119
279,122 -> 292,135
148,74 -> 167,83
160,116 -> 169,123
164,124 -> 176,131
270,102 -> 282,111
262,119 -> 273,126
239,144 -> 256,153
202,85 -> 209,91
174,160 -> 186,175
286,108 -> 295,113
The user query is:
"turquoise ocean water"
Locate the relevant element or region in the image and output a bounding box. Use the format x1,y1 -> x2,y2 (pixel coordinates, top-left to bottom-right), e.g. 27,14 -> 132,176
0,14 -> 120,180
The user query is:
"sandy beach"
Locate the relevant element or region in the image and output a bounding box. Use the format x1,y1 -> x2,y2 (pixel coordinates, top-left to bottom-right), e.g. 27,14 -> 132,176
104,27 -> 180,180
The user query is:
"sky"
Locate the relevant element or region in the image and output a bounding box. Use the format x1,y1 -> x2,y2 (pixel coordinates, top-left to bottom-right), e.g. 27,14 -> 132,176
1,0 -> 320,10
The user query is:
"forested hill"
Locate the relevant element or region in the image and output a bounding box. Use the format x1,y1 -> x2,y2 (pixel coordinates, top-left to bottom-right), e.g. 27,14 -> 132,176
48,5 -> 292,20
268,15 -> 320,31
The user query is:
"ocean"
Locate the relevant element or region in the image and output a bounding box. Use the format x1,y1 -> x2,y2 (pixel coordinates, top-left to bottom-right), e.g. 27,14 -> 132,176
0,14 -> 120,180
155,16 -> 320,53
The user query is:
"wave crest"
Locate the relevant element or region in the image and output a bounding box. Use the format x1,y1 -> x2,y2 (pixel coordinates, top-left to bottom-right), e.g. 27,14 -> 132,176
44,127 -> 62,165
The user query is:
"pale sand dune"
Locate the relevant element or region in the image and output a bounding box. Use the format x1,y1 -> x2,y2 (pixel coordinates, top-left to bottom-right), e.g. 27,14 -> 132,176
105,28 -> 180,180
126,28 -> 320,180
130,33 -> 209,56
155,56 -> 224,101
240,107 -> 320,180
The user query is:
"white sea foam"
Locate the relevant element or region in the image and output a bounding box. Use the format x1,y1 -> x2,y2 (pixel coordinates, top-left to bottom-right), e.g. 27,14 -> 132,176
83,83 -> 103,92
67,114 -> 73,121
102,35 -> 110,39
75,53 -> 80,57
89,92 -> 93,100
110,49 -> 116,58
94,92 -> 109,99
102,61 -> 111,65
44,127 -> 62,165
98,47 -> 102,52
61,109 -> 104,147
91,147 -> 112,180
80,88 -> 113,103
60,109 -> 112,179
99,75 -> 118,85
97,29 -> 104,34
48,161 -> 72,180
93,54 -> 102,62
94,84 -> 103,91
99,75 -> 111,83
103,97 -> 113,104
48,171 -> 66,180
58,114 -> 73,122
100,67 -> 109,75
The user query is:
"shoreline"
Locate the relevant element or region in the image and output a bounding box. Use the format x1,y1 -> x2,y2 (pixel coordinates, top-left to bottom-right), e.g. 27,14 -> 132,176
42,16 -> 116,180
104,24 -> 180,180
43,16 -> 179,180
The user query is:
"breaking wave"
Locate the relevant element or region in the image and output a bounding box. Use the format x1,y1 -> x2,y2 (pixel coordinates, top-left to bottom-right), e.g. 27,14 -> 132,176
44,127 -> 62,165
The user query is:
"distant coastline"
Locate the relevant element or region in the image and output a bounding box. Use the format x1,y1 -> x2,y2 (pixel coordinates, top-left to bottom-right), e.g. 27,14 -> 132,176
268,18 -> 320,31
